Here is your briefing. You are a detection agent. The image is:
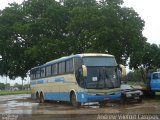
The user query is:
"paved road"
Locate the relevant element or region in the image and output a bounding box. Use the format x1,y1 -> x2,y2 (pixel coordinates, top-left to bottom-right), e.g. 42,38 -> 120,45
0,94 -> 160,120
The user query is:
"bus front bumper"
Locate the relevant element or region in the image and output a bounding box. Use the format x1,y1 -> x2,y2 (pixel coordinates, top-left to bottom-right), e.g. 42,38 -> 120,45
77,92 -> 121,103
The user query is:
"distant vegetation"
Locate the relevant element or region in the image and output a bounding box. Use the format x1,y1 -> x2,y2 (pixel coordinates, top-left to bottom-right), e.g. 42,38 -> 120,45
0,90 -> 30,96
0,83 -> 30,91
0,82 -> 30,96
0,0 -> 160,79
126,70 -> 143,82
126,68 -> 159,86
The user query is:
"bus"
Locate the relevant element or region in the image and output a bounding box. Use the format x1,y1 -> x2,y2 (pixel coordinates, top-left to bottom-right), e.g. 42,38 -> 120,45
30,53 -> 125,107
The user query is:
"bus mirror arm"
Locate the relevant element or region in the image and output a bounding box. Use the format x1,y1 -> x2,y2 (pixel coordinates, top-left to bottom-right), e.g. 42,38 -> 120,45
82,65 -> 87,77
118,64 -> 126,81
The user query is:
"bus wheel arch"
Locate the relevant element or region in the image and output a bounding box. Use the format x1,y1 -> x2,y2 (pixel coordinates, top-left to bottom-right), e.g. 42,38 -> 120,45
70,90 -> 81,107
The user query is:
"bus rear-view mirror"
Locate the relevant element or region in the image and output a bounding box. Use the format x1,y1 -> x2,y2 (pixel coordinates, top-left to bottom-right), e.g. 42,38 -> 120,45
118,64 -> 126,80
119,64 -> 126,76
82,65 -> 87,77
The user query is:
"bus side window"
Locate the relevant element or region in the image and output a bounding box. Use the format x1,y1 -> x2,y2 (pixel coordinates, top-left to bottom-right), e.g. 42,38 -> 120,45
58,62 -> 66,75
30,70 -> 36,80
52,64 -> 58,75
61,62 -> 65,74
41,67 -> 46,78
36,69 -> 41,79
66,60 -> 70,73
69,59 -> 73,73
46,65 -> 51,77
58,62 -> 62,74
66,59 -> 73,73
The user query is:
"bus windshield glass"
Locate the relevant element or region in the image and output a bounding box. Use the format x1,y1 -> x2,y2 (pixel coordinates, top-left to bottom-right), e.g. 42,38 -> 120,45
82,56 -> 120,89
83,56 -> 117,66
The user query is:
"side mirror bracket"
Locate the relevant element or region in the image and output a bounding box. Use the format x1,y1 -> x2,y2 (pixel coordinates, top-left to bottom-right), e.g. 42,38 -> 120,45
82,65 -> 87,77
118,64 -> 126,81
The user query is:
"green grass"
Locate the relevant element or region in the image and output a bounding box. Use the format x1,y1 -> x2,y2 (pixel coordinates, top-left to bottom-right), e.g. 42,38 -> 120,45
0,90 -> 31,96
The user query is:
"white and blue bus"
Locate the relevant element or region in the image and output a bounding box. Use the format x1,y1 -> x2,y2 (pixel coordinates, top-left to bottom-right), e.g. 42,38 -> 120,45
30,53 -> 125,107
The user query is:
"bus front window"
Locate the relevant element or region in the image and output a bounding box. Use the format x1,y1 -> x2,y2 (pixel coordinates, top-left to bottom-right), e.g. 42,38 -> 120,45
82,57 -> 120,89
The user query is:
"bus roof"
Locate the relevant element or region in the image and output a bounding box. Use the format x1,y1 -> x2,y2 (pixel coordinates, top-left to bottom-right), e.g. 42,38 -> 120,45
31,53 -> 114,70
77,53 -> 114,57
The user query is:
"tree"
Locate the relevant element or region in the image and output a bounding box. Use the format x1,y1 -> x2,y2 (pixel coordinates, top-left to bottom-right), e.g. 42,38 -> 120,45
0,0 -> 69,78
142,43 -> 160,69
126,70 -> 143,82
0,0 -> 148,78
130,42 -> 160,70
0,3 -> 26,78
65,0 -> 146,64
0,83 -> 5,90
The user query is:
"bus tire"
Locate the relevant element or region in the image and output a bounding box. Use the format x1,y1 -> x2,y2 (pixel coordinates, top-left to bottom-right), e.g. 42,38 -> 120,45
137,97 -> 142,103
151,91 -> 155,98
99,101 -> 107,107
70,92 -> 81,107
40,92 -> 45,103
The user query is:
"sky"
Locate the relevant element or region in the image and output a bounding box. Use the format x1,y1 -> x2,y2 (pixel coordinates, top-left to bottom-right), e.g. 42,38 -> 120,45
123,0 -> 160,45
0,0 -> 160,84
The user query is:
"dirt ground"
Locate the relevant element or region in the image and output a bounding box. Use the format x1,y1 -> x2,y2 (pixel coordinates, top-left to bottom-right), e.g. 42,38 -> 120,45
0,94 -> 160,120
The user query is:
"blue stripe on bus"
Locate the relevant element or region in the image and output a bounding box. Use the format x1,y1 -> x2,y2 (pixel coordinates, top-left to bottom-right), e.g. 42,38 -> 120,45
31,80 -> 76,85
43,92 -> 121,103
37,80 -> 44,84
31,77 -> 77,85
55,77 -> 64,82
44,92 -> 70,101
48,77 -> 64,83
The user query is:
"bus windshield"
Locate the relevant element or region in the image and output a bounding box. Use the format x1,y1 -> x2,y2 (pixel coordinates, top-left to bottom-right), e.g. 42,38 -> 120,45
83,56 -> 117,66
82,56 -> 120,89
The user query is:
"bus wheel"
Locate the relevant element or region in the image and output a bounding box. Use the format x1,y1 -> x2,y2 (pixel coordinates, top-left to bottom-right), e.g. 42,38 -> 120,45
40,93 -> 45,103
99,101 -> 107,107
71,92 -> 80,107
137,97 -> 142,103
